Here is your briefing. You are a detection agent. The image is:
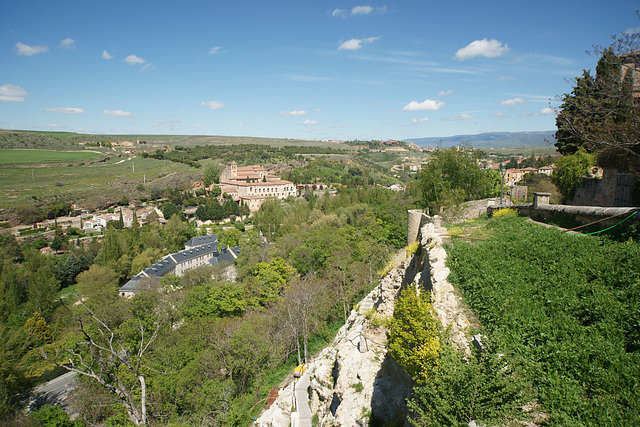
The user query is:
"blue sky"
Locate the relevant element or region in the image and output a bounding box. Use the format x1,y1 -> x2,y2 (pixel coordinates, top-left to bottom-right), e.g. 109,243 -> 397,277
1,1 -> 638,141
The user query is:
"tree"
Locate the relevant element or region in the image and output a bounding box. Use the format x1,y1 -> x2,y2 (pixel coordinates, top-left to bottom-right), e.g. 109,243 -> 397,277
551,148 -> 594,200
160,202 -> 183,221
555,35 -> 640,163
388,284 -> 440,383
76,264 -> 120,301
42,297 -> 166,426
220,227 -> 242,248
24,311 -> 52,345
419,145 -> 494,213
281,276 -> 328,364
203,161 -> 223,187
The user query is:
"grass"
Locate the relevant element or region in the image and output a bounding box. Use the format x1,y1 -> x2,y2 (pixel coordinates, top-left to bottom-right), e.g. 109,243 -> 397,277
0,149 -> 103,164
58,283 -> 80,305
0,155 -> 198,210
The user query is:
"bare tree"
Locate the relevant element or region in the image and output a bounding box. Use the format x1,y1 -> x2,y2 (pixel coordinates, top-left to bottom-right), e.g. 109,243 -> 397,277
41,299 -> 164,425
283,276 -> 329,363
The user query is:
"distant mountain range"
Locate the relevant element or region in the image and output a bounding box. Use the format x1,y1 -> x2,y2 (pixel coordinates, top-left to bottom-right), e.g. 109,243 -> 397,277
405,131 -> 556,149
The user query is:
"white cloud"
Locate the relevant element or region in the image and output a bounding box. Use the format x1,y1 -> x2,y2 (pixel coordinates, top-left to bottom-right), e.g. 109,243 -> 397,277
403,99 -> 444,111
493,112 -> 510,118
338,36 -> 380,51
278,110 -> 307,117
208,46 -> 223,55
411,117 -> 430,124
102,110 -> 132,117
46,124 -> 59,128
438,89 -> 453,96
523,107 -> 557,117
495,76 -> 515,81
201,101 -> 226,110
45,107 -> 85,114
302,120 -> 318,125
352,5 -> 373,15
15,42 -> 48,56
499,97 -> 526,105
0,84 -> 29,102
443,113 -> 475,121
352,5 -> 387,15
102,50 -> 113,59
60,38 -> 76,49
454,38 -> 510,61
124,54 -> 146,65
331,8 -> 347,17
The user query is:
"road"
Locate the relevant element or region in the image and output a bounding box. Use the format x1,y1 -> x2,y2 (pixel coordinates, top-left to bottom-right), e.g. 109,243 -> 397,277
28,371 -> 76,412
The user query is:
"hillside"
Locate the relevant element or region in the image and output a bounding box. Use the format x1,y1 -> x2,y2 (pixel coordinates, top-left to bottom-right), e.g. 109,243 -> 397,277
0,129 -> 345,151
405,130 -> 556,149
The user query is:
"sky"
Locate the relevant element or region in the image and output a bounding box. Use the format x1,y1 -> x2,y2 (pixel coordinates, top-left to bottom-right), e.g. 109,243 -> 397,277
1,1 -> 638,141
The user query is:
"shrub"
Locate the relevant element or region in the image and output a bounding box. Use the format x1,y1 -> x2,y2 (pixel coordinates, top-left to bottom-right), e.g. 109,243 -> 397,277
491,207 -> 518,218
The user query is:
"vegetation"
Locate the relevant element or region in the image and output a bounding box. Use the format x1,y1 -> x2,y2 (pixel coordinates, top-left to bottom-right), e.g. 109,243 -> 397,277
551,149 -> 595,200
0,185 -> 411,425
553,31 -> 640,200
439,216 -> 640,426
555,46 -> 639,161
0,149 -> 103,165
388,285 -> 440,383
416,145 -> 500,213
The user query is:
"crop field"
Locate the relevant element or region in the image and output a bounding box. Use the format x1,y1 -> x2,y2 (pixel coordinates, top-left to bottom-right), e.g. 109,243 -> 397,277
0,149 -> 104,164
0,155 -> 198,210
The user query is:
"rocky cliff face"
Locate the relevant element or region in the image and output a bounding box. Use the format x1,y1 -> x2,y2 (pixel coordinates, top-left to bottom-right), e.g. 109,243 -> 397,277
257,215 -> 471,426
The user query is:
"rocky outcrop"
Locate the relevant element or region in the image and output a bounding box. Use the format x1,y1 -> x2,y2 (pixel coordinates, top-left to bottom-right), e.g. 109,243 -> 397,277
257,254 -> 413,426
415,218 -> 471,353
257,214 -> 472,426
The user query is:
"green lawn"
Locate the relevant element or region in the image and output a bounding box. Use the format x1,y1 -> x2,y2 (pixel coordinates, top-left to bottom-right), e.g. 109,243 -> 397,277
0,149 -> 103,164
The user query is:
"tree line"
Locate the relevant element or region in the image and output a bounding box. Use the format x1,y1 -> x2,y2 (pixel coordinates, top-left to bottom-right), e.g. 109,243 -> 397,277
0,185 -> 412,426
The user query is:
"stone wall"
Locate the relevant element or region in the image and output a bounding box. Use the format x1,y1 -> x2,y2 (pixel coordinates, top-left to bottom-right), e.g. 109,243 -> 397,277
572,168 -> 638,207
495,195 -> 640,232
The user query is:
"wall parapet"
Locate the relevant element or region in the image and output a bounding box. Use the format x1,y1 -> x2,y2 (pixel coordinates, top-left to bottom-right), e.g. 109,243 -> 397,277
490,200 -> 640,231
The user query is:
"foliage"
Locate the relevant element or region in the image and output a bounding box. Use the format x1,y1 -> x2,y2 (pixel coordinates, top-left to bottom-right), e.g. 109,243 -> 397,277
387,285 -> 440,382
446,216 -> 640,425
0,184 -> 403,423
551,149 -> 594,200
418,146 -> 497,214
555,44 -> 640,161
24,312 -> 52,345
491,207 -> 518,218
409,341 -> 529,427
30,403 -> 75,427
203,161 -> 223,186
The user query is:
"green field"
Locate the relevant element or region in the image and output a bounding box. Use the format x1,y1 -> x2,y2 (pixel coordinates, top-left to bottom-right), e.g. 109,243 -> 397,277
0,149 -> 103,164
0,155 -> 198,210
